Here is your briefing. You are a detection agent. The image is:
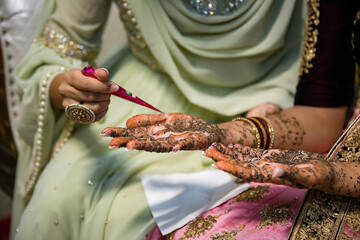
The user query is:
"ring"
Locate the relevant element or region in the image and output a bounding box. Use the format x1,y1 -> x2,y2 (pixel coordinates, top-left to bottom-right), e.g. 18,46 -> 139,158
65,104 -> 95,124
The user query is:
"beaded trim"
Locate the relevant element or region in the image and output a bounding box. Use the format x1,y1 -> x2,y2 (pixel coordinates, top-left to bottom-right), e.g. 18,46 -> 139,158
232,117 -> 261,148
298,0 -> 320,77
34,26 -> 98,64
24,67 -> 70,196
115,0 -> 146,49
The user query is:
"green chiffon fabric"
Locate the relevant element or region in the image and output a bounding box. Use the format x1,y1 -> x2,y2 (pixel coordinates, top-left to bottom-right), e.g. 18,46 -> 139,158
12,0 -> 305,239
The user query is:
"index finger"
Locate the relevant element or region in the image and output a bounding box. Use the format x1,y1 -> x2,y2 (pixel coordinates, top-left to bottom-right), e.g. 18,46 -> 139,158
70,70 -> 113,94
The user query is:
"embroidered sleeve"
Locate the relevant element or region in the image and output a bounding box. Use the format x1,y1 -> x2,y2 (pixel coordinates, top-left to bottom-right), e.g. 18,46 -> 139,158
294,0 -> 359,108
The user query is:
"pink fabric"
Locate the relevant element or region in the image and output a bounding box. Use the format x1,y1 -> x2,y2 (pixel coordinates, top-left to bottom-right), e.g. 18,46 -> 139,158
147,183 -> 306,240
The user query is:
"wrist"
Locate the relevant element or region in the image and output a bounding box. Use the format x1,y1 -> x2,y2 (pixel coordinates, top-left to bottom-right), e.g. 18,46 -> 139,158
50,73 -> 65,109
217,121 -> 255,147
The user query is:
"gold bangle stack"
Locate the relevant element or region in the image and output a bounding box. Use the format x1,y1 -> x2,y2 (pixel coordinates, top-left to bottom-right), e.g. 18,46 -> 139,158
232,117 -> 261,149
232,116 -> 275,149
258,116 -> 275,149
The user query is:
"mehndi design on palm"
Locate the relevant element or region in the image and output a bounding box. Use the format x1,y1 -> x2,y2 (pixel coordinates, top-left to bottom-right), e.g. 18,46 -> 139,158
205,143 -> 335,192
101,113 -> 227,152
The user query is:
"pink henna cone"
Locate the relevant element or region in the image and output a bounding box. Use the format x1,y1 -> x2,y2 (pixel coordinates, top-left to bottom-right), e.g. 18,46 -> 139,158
82,66 -> 163,113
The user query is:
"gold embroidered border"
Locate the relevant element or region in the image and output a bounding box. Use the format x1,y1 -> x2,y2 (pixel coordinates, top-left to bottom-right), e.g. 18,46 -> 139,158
338,198 -> 360,239
289,115 -> 360,239
299,0 -> 320,77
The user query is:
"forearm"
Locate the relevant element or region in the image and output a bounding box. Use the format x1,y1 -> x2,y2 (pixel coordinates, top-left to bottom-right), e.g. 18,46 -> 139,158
268,106 -> 347,152
218,106 -> 347,153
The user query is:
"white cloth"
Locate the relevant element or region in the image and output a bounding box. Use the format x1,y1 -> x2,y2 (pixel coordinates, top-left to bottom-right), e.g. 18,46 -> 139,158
141,170 -> 250,235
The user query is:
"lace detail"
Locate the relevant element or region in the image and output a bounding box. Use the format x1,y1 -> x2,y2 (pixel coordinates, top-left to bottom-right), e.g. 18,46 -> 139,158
299,0 -> 320,77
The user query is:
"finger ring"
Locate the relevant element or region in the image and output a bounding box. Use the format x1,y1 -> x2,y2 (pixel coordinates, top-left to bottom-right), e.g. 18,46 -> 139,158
65,104 -> 95,124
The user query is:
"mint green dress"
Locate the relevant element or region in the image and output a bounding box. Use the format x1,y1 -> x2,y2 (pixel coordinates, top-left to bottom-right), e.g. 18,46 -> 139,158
12,0 -> 305,239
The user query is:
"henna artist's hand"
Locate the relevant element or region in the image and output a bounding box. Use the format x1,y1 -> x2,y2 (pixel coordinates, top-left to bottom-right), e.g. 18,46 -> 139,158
51,68 -> 118,121
205,143 -> 335,192
101,113 -> 227,152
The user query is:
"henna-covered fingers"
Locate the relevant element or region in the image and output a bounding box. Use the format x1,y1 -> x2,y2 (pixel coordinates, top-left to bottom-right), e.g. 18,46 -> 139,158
101,127 -> 128,137
109,137 -> 135,148
101,124 -> 166,138
204,148 -> 241,165
213,161 -> 283,183
126,114 -> 167,128
209,142 -> 241,159
126,139 -> 174,152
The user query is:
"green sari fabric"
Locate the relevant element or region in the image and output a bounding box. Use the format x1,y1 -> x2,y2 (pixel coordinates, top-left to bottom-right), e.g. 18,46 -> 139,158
133,0 -> 305,115
12,0 -> 305,239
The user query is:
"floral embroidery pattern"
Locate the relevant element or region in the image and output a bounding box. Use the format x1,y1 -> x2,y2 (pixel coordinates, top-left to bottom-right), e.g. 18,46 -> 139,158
210,225 -> 246,240
256,198 -> 297,229
174,210 -> 231,240
299,0 -> 320,77
229,185 -> 270,205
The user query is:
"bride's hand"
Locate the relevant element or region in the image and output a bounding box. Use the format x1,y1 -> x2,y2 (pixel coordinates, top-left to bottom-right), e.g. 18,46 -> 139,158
246,102 -> 280,117
101,113 -> 228,152
205,143 -> 335,192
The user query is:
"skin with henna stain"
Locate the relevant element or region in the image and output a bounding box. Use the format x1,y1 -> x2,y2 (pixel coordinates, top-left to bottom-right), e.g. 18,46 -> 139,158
205,142 -> 360,197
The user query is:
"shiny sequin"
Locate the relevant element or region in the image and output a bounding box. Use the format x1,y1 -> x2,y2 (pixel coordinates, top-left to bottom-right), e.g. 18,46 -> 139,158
88,180 -> 94,186
183,0 -> 245,16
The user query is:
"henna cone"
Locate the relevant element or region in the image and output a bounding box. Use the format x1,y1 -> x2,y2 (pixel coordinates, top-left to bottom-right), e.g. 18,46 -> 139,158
82,66 -> 163,113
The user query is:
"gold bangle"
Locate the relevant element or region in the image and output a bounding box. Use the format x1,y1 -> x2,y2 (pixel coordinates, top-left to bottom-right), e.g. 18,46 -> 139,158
258,116 -> 275,149
232,117 -> 261,149
248,117 -> 267,149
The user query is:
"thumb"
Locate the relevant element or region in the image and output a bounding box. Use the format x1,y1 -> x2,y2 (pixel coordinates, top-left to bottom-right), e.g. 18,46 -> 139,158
95,68 -> 109,82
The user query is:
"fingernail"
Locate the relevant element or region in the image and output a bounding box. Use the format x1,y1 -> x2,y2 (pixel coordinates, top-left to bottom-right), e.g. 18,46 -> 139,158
173,150 -> 179,154
272,167 -> 284,178
212,164 -> 219,169
99,133 -> 108,137
125,148 -> 133,152
202,151 -> 206,156
110,84 -> 119,93
99,68 -> 109,75
109,146 -> 117,149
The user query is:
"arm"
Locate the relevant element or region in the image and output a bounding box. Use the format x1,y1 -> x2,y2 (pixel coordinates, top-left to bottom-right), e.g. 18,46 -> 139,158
100,106 -> 345,153
219,106 -> 347,153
